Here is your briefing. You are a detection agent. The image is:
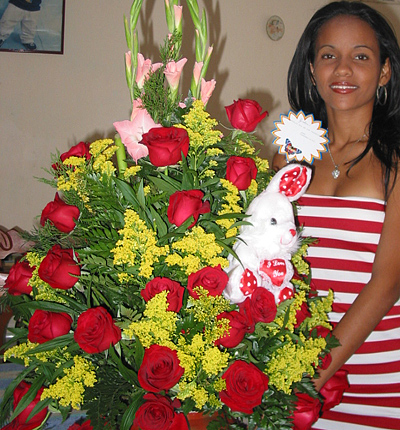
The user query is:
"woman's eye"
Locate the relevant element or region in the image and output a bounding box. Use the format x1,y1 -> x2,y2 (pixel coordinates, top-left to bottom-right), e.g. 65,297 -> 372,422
270,218 -> 277,225
355,54 -> 368,60
321,53 -> 335,60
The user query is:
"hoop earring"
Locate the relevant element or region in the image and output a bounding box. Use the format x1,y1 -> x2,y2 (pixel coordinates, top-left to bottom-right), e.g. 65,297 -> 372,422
308,85 -> 319,104
376,85 -> 388,106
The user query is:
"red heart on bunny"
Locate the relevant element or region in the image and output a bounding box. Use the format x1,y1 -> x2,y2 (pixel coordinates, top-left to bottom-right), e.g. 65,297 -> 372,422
259,259 -> 287,286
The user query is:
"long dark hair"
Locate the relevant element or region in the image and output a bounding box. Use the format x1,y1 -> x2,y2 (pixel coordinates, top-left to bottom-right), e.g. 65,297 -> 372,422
287,1 -> 400,198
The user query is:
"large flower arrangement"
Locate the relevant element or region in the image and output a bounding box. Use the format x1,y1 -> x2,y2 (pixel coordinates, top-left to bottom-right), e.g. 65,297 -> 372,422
0,1 -> 344,430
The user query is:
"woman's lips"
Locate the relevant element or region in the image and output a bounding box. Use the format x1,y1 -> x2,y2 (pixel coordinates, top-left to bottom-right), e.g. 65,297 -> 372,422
330,82 -> 358,94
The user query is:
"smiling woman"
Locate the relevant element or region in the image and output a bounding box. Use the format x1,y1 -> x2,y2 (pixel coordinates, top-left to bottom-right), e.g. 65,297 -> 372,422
273,1 -> 400,429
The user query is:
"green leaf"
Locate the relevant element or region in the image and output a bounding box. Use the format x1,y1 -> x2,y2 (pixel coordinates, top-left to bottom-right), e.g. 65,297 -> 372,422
26,333 -> 75,355
11,373 -> 47,422
120,390 -> 144,430
109,345 -> 139,385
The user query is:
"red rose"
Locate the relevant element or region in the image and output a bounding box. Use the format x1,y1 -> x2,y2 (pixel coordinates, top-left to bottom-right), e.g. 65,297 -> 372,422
187,265 -> 229,299
225,99 -> 268,132
291,393 -> 321,430
67,420 -> 93,430
4,260 -> 34,296
132,393 -> 188,430
141,277 -> 184,312
249,287 -> 277,323
226,156 -> 258,190
167,190 -> 210,228
60,141 -> 91,162
28,310 -> 72,344
294,301 -> 311,328
311,325 -> 332,338
141,127 -> 189,167
215,310 -> 249,348
219,361 -> 269,414
138,344 -> 184,392
38,245 -> 80,290
320,369 -> 349,411
74,306 -> 121,353
6,381 -> 48,430
318,353 -> 332,370
40,193 -> 80,233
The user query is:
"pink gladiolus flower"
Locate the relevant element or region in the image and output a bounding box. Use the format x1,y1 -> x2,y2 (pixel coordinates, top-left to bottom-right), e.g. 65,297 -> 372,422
114,101 -> 161,163
164,58 -> 188,91
193,62 -> 203,86
136,53 -> 162,89
201,78 -> 216,105
174,5 -> 182,27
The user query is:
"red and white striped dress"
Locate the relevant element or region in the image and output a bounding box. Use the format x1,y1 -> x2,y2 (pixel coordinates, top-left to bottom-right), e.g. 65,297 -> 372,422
297,194 -> 400,430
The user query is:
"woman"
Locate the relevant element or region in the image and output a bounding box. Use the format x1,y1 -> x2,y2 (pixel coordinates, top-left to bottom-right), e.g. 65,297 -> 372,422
274,2 -> 400,429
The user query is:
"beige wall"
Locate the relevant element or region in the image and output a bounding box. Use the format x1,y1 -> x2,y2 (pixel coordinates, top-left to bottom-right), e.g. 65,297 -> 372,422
1,0 -> 400,231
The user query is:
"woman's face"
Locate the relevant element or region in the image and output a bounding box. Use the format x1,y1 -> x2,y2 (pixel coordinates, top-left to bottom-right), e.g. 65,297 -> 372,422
310,15 -> 391,115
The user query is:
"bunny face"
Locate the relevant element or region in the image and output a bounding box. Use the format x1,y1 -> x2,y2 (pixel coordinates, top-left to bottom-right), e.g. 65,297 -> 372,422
239,192 -> 299,260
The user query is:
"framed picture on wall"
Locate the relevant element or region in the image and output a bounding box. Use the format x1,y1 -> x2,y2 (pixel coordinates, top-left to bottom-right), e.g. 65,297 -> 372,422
0,0 -> 65,54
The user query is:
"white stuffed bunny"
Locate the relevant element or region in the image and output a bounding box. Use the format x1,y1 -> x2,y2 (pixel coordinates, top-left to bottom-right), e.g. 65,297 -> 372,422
223,164 -> 312,304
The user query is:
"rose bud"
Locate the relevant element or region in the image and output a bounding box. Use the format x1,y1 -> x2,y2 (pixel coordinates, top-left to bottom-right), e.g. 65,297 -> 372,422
38,245 -> 80,290
138,345 -> 184,392
6,381 -> 48,429
294,301 -> 311,328
133,393 -> 188,430
249,287 -> 277,323
141,277 -> 184,312
28,310 -> 72,344
226,156 -> 258,190
291,392 -> 321,430
219,360 -> 269,414
167,189 -> 210,228
60,141 -> 92,162
52,141 -> 91,171
141,126 -> 189,167
4,260 -> 34,296
187,265 -> 229,298
215,310 -> 249,348
74,306 -> 121,354
40,193 -> 80,233
320,369 -> 350,411
225,99 -> 268,132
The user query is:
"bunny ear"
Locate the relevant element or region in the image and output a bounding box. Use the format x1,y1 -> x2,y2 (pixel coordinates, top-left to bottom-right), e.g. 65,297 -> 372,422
267,164 -> 312,201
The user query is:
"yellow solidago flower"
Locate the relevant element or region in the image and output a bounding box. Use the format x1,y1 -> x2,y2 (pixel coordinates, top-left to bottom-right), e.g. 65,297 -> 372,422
63,156 -> 86,167
124,165 -> 142,180
124,291 -> 177,347
111,209 -> 169,279
57,167 -> 89,203
3,341 -> 39,366
202,347 -> 229,376
41,356 -> 97,409
168,226 -> 225,270
177,100 -> 221,153
255,156 -> 270,173
266,336 -> 326,394
291,243 -> 311,277
216,179 -> 243,237
89,139 -> 114,157
236,140 -> 255,155
305,289 -> 334,331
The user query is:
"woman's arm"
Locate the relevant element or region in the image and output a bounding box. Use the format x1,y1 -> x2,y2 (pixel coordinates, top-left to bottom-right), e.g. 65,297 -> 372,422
313,178 -> 400,391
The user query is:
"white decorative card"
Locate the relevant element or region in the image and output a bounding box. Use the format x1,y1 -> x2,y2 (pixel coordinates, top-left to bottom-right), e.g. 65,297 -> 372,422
271,110 -> 328,164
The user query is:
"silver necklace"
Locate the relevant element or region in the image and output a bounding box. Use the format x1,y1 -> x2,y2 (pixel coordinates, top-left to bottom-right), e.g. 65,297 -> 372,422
326,134 -> 367,179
